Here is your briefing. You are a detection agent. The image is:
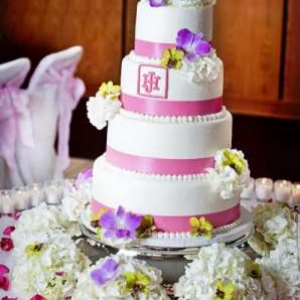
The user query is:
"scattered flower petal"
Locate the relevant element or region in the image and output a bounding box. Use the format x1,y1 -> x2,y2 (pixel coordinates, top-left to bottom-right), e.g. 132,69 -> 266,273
0,238 -> 14,252
3,226 -> 15,237
0,265 -> 9,276
0,276 -> 10,291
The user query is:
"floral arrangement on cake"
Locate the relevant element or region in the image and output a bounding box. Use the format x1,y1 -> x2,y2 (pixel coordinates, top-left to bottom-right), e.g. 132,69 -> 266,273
174,243 -> 277,300
248,202 -> 299,299
158,28 -> 222,82
87,81 -> 122,130
72,253 -> 170,300
207,149 -> 250,199
147,0 -> 216,7
89,205 -> 216,244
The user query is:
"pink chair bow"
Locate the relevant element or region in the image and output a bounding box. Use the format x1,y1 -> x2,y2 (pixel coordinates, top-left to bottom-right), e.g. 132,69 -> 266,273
47,67 -> 85,172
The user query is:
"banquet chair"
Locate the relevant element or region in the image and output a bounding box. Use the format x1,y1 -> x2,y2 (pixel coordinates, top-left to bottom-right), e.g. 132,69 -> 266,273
15,46 -> 85,186
0,58 -> 32,189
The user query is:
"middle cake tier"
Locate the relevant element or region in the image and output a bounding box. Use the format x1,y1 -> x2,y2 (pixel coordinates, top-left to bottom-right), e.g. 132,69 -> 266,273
106,108 -> 232,175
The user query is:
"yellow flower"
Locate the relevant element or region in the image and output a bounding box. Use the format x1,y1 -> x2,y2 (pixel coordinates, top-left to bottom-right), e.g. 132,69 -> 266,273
137,215 -> 157,238
214,280 -> 235,300
189,216 -> 214,238
246,260 -> 262,279
160,47 -> 184,70
25,243 -> 45,257
221,149 -> 245,175
123,270 -> 151,296
97,81 -> 121,100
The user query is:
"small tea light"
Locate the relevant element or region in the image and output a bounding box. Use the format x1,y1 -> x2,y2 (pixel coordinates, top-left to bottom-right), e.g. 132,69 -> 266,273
0,190 -> 15,214
30,183 -> 44,207
274,180 -> 292,203
12,187 -> 31,211
44,181 -> 63,204
291,182 -> 300,206
255,178 -> 274,201
241,177 -> 255,199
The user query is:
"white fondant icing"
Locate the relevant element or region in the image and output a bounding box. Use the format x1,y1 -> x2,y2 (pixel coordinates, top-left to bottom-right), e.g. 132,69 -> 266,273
93,156 -> 239,216
122,52 -> 223,101
107,109 -> 232,159
136,2 -> 214,44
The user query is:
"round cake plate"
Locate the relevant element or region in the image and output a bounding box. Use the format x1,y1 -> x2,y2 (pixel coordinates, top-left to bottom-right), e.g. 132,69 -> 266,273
80,206 -> 253,258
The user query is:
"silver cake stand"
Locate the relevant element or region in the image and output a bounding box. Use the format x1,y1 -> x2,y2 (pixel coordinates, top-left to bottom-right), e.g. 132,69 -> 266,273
79,206 -> 254,283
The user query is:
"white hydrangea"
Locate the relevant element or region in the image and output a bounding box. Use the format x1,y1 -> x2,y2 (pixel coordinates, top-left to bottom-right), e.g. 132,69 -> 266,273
11,203 -> 62,248
174,243 -> 276,300
12,230 -> 90,300
180,50 -> 222,83
248,203 -> 296,255
72,253 -> 169,300
207,149 -> 250,199
257,238 -> 300,299
87,96 -> 122,130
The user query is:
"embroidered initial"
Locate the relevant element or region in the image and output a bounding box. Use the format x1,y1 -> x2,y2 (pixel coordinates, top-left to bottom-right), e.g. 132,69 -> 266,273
142,72 -> 161,94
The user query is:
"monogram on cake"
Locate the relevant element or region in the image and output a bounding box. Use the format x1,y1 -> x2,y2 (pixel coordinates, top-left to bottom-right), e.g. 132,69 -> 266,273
84,0 -> 251,248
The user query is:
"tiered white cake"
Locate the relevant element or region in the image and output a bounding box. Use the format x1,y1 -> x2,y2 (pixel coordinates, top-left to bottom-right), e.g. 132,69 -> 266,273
87,0 -> 250,238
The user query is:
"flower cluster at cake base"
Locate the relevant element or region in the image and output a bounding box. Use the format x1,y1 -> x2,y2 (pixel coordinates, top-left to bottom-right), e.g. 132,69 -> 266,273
207,149 -> 250,200
248,202 -> 299,299
174,243 -> 277,300
248,202 -> 296,255
87,81 -> 122,130
72,253 -> 170,300
11,230 -> 90,300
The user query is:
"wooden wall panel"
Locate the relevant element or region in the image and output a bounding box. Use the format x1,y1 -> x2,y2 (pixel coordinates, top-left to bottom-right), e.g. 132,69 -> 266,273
0,0 -> 123,95
124,0 -> 138,55
214,0 -> 284,100
284,0 -> 300,103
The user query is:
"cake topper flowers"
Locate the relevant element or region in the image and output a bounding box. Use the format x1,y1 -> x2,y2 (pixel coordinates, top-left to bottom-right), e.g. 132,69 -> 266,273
149,0 -> 168,6
207,149 -> 250,199
87,81 -> 122,130
176,28 -> 211,61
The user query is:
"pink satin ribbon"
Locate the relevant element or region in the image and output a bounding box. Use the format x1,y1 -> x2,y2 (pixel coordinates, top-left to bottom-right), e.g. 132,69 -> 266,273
135,39 -> 175,59
106,147 -> 214,175
121,93 -> 223,116
42,68 -> 85,172
91,200 -> 241,232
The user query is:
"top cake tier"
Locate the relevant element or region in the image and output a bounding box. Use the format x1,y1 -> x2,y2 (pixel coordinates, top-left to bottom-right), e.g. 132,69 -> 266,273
135,0 -> 215,59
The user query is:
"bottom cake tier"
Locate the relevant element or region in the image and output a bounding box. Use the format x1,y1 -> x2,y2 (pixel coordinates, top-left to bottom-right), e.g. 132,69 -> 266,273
91,156 -> 241,233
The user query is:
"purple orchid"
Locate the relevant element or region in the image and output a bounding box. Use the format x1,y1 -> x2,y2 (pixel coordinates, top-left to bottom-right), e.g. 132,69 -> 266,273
149,0 -> 167,7
75,168 -> 93,187
176,28 -> 211,61
100,206 -> 142,239
91,258 -> 119,286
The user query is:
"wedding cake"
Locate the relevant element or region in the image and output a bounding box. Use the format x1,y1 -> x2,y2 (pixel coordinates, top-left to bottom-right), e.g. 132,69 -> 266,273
86,0 -> 250,243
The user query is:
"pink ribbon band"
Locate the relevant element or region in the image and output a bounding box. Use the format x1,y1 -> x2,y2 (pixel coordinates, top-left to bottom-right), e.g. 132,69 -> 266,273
106,147 -> 214,175
135,39 -> 175,59
91,200 -> 241,232
121,93 -> 223,117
